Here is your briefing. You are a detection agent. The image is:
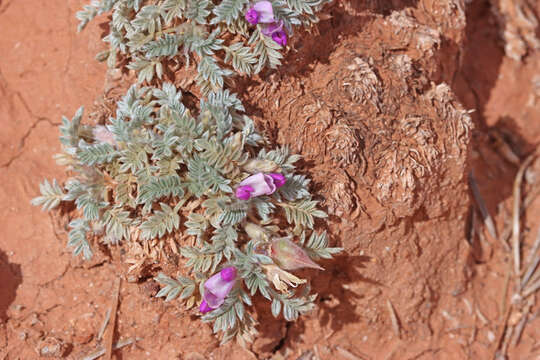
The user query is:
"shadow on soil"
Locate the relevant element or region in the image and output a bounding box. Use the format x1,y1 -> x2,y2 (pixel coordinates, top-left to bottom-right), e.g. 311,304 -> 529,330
254,254 -> 378,354
452,0 -> 504,130
453,0 -> 537,269
0,249 -> 22,322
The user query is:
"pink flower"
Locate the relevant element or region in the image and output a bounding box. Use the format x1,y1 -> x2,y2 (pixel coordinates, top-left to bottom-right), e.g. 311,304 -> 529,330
235,185 -> 255,200
245,1 -> 274,24
270,237 -> 324,271
271,30 -> 287,46
235,172 -> 286,200
269,173 -> 286,187
261,21 -> 287,46
200,267 -> 237,314
93,125 -> 117,146
245,2 -> 287,46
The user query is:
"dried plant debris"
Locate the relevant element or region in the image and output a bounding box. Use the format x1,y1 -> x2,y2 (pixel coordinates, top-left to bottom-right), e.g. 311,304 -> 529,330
76,0 -> 331,94
32,83 -> 341,344
493,156 -> 540,357
490,0 -> 540,61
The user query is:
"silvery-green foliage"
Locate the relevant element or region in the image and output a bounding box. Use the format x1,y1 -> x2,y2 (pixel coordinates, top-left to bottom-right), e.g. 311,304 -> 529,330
37,0 -> 337,344
31,179 -> 65,211
155,272 -> 196,301
76,0 -> 331,93
33,82 -> 340,343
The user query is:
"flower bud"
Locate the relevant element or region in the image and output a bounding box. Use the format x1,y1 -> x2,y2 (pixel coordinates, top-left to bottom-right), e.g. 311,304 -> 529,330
245,8 -> 259,24
270,237 -> 323,271
92,125 -> 117,146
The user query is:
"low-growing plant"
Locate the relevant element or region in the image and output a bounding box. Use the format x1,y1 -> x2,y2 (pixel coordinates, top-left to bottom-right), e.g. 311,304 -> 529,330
76,0 -> 330,94
33,0 -> 341,345
33,83 -> 341,343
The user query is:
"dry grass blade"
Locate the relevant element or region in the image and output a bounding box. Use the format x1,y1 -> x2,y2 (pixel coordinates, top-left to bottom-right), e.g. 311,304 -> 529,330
105,278 -> 121,360
476,307 -> 489,326
511,298 -> 533,347
511,313 -> 528,347
469,171 -> 498,241
522,277 -> 540,298
521,256 -> 540,289
500,324 -> 514,356
525,226 -> 540,266
81,337 -> 139,360
386,299 -> 401,339
491,305 -> 512,360
97,309 -> 111,341
501,268 -> 511,318
511,154 -> 536,276
335,346 -> 369,360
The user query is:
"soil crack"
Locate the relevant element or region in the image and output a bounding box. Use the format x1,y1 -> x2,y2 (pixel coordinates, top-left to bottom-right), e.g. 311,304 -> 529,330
0,117 -> 60,168
0,67 -> 61,168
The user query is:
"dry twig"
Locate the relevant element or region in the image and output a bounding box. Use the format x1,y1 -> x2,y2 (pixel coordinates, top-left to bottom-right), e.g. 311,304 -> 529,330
511,154 -> 536,275
469,171 -> 498,241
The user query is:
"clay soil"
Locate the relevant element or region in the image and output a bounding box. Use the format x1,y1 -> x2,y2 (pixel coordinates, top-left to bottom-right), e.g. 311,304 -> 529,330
1,0 -> 540,359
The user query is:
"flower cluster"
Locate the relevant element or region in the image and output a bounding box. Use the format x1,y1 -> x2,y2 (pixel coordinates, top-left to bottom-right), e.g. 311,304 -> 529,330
200,233 -> 326,314
245,1 -> 288,46
235,172 -> 286,200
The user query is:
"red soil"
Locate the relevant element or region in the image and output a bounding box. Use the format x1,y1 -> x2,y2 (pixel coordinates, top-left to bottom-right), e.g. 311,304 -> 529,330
1,0 -> 539,359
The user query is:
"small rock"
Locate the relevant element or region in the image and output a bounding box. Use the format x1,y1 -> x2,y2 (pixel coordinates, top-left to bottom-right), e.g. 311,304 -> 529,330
126,274 -> 139,283
35,337 -> 68,358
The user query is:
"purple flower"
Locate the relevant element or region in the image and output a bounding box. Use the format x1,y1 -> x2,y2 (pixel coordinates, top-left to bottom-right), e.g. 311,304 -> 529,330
261,21 -> 287,46
235,173 -> 277,200
245,2 -> 288,46
245,1 -> 274,24
261,20 -> 282,36
272,30 -> 287,46
269,173 -> 286,188
200,266 -> 237,314
235,185 -> 255,200
199,300 -> 213,313
245,8 -> 259,24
